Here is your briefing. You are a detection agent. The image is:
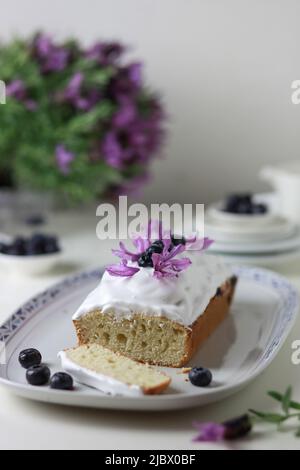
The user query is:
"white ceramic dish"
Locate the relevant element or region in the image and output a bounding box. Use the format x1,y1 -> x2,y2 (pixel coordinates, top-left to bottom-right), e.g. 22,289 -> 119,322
205,213 -> 296,243
0,267 -> 298,411
211,250 -> 300,268
0,252 -> 63,275
209,229 -> 300,255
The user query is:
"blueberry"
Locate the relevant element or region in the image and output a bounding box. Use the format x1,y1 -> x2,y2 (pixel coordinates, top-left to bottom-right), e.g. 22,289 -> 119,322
0,243 -> 8,254
50,372 -> 74,391
44,236 -> 60,254
25,215 -> 45,227
224,193 -> 253,214
189,367 -> 213,387
27,234 -> 47,255
11,237 -> 27,256
252,203 -> 268,214
138,253 -> 154,268
19,349 -> 42,369
147,240 -> 164,255
26,365 -> 51,386
236,202 -> 253,215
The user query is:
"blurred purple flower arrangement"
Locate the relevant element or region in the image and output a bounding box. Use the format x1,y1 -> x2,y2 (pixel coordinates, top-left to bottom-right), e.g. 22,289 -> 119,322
0,33 -> 165,201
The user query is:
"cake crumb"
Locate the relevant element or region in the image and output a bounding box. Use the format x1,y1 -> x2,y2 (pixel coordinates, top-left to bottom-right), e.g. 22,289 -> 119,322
177,367 -> 192,375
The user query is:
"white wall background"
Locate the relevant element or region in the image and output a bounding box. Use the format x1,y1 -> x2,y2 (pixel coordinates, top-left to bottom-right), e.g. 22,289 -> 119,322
1,0 -> 300,204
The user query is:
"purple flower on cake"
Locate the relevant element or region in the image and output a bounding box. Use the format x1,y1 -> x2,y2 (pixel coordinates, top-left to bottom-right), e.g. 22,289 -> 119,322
55,145 -> 75,174
106,220 -> 214,279
152,240 -> 192,279
106,260 -> 140,278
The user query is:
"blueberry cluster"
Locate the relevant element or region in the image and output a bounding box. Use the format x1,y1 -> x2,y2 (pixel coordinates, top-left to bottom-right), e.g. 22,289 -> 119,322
224,194 -> 268,215
19,348 -> 73,390
138,236 -> 187,269
138,240 -> 164,268
0,234 -> 60,257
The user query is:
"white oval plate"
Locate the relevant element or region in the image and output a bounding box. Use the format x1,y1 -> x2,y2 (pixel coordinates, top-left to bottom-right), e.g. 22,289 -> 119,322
208,230 -> 300,255
0,267 -> 298,411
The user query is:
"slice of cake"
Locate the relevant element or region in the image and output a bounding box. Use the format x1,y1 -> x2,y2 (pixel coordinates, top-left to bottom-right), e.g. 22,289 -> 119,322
73,223 -> 237,368
59,344 -> 171,396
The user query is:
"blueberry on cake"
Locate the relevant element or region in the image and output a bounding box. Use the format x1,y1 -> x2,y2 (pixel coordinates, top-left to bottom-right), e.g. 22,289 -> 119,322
73,222 -> 237,368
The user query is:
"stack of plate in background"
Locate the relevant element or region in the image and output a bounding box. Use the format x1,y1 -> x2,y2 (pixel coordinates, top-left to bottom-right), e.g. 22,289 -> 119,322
206,193 -> 300,266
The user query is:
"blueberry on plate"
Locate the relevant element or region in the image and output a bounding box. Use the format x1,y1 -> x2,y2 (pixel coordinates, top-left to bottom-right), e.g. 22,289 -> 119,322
50,372 -> 74,391
19,348 -> 42,369
189,367 -> 213,387
26,365 -> 51,386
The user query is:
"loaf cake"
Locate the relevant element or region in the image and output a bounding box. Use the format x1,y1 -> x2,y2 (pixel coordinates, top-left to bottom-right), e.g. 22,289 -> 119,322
73,224 -> 237,368
59,344 -> 171,396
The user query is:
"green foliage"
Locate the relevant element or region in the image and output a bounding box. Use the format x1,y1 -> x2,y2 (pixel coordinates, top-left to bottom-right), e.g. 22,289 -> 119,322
250,387 -> 300,438
0,34 -> 163,202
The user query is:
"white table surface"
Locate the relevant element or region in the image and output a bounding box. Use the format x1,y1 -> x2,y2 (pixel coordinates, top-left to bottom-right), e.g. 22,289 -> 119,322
1,210 -> 300,450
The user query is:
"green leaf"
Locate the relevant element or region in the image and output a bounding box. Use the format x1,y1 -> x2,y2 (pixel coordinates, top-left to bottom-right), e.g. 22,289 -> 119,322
282,386 -> 292,415
268,391 -> 300,411
249,409 -> 287,423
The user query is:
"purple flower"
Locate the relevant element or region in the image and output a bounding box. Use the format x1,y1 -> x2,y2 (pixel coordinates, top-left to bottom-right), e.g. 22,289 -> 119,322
106,220 -> 214,279
61,72 -> 101,111
55,145 -> 75,174
193,415 -> 252,443
6,80 -> 27,100
86,41 -> 124,65
152,241 -> 192,279
64,72 -> 84,100
186,237 -> 214,251
6,80 -> 37,111
113,97 -> 136,128
127,63 -> 142,88
34,34 -> 53,57
107,260 -> 140,278
33,34 -> 69,73
109,62 -> 143,98
193,423 -> 226,443
112,237 -> 152,264
101,132 -> 125,169
112,173 -> 151,198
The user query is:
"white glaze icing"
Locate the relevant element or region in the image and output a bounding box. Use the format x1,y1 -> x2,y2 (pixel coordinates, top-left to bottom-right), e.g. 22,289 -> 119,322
72,254 -> 232,326
58,351 -> 144,397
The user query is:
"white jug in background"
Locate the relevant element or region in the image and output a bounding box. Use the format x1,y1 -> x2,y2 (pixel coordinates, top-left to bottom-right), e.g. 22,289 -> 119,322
260,161 -> 300,223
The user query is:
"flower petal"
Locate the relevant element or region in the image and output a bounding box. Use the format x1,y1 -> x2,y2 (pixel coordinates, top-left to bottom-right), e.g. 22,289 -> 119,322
192,422 -> 225,443
106,263 -> 140,277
